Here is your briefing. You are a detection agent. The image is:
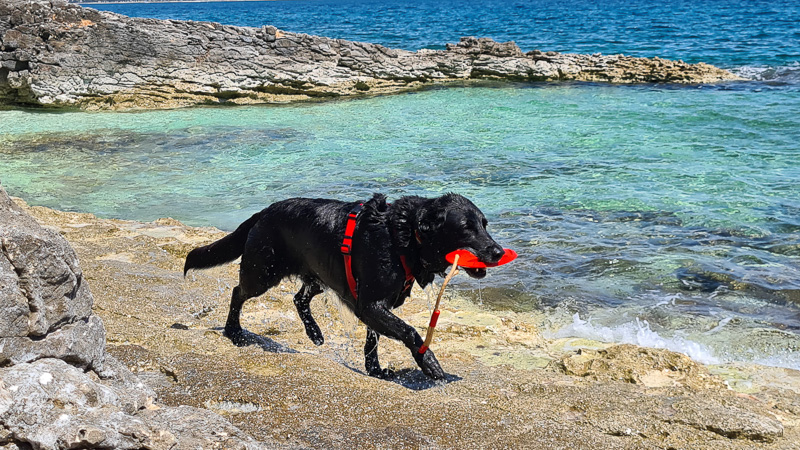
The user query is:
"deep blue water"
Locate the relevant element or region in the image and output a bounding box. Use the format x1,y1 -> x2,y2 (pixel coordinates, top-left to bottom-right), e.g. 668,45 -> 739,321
3,0 -> 799,368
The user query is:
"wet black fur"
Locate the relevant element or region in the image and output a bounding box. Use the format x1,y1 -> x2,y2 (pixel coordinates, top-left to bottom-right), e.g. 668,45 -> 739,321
184,193 -> 505,380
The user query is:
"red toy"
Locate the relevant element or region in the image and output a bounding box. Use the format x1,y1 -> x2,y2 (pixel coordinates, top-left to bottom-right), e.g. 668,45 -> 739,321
445,248 -> 517,268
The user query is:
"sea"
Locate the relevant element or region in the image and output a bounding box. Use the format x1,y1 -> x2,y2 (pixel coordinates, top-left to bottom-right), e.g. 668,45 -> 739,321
2,0 -> 799,369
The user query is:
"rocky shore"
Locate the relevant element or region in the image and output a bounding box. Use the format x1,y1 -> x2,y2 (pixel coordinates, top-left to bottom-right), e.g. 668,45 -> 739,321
3,186 -> 800,448
1,0 -> 742,110
0,188 -> 272,449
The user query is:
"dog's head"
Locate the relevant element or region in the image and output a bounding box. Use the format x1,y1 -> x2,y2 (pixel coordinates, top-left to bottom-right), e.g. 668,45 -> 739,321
414,193 -> 505,279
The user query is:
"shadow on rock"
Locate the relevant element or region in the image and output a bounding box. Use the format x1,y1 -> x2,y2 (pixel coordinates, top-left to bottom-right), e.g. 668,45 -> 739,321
219,328 -> 298,353
387,368 -> 462,391
217,328 -> 298,354
336,361 -> 462,390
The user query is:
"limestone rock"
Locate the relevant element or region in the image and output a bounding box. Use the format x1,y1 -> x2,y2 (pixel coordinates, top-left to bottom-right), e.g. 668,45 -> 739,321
0,315 -> 106,369
1,185 -> 103,371
550,343 -> 726,389
140,406 -> 270,450
0,358 -> 267,449
672,396 -> 785,443
0,186 -> 273,449
0,359 -> 168,449
0,0 -> 742,110
446,36 -> 525,57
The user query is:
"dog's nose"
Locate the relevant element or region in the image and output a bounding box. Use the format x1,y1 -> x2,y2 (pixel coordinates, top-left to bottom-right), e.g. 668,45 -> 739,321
487,245 -> 505,263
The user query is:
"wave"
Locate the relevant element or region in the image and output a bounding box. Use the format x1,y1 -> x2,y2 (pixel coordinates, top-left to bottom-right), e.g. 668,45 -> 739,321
730,62 -> 800,84
546,313 -> 800,371
545,313 -> 720,364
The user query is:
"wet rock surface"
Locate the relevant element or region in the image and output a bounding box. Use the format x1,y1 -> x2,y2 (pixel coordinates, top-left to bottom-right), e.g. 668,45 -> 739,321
4,191 -> 798,448
0,0 -> 741,110
550,343 -> 727,389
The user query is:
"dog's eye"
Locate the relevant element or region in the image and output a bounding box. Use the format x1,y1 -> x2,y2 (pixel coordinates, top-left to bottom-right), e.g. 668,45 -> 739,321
482,219 -> 488,229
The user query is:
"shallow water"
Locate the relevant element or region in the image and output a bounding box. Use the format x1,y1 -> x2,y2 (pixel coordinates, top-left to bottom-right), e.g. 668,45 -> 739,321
4,0 -> 800,369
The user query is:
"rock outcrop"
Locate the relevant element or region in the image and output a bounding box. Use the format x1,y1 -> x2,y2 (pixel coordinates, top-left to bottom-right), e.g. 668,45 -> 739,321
0,0 -> 741,110
0,188 -> 104,372
0,186 -> 269,449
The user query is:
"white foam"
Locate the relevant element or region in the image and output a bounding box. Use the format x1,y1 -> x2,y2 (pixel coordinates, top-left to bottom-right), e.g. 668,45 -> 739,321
546,313 -> 720,365
729,62 -> 800,82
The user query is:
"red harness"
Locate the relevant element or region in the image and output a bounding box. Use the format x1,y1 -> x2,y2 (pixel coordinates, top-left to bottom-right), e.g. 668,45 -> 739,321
340,204 -> 414,300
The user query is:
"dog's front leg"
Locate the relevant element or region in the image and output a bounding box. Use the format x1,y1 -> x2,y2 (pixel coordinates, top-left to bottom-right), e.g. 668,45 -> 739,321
359,302 -> 445,380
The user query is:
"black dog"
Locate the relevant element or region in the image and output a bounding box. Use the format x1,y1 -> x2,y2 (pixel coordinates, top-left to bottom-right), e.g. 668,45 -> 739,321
184,193 -> 505,380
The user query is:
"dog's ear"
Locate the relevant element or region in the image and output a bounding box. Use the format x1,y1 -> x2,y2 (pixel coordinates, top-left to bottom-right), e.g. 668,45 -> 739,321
417,206 -> 446,238
392,200 -> 415,247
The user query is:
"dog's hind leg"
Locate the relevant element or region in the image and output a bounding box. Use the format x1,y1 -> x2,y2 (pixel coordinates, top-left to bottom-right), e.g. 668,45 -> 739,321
225,285 -> 250,335
359,302 -> 445,380
293,280 -> 324,345
225,242 -> 285,345
226,277 -> 282,345
364,327 -> 394,379
224,281 -> 278,346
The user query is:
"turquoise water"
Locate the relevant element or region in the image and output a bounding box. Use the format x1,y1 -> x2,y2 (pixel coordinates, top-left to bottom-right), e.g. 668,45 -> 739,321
4,0 -> 800,368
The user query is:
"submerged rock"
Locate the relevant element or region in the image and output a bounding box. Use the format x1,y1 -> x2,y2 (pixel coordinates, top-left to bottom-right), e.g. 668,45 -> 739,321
0,0 -> 742,110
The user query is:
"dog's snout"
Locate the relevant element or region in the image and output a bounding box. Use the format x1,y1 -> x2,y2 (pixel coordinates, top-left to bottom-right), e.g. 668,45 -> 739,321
487,244 -> 504,263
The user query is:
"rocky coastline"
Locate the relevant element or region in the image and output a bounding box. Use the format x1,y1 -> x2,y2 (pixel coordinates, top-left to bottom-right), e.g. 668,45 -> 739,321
1,0 -> 742,110
3,187 -> 800,448
3,1 -> 797,448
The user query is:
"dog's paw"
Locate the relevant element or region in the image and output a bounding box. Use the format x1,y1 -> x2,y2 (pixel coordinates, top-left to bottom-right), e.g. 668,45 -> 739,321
306,327 -> 324,346
414,348 -> 445,380
226,332 -> 250,347
301,320 -> 324,346
368,367 -> 395,380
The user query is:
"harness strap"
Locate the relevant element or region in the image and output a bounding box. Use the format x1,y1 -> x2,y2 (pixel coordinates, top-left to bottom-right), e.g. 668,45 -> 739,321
399,255 -> 414,293
341,204 -> 362,300
340,204 -> 416,301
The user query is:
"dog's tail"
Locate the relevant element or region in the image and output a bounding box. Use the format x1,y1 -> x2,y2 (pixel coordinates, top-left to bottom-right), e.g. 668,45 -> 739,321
183,212 -> 261,276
